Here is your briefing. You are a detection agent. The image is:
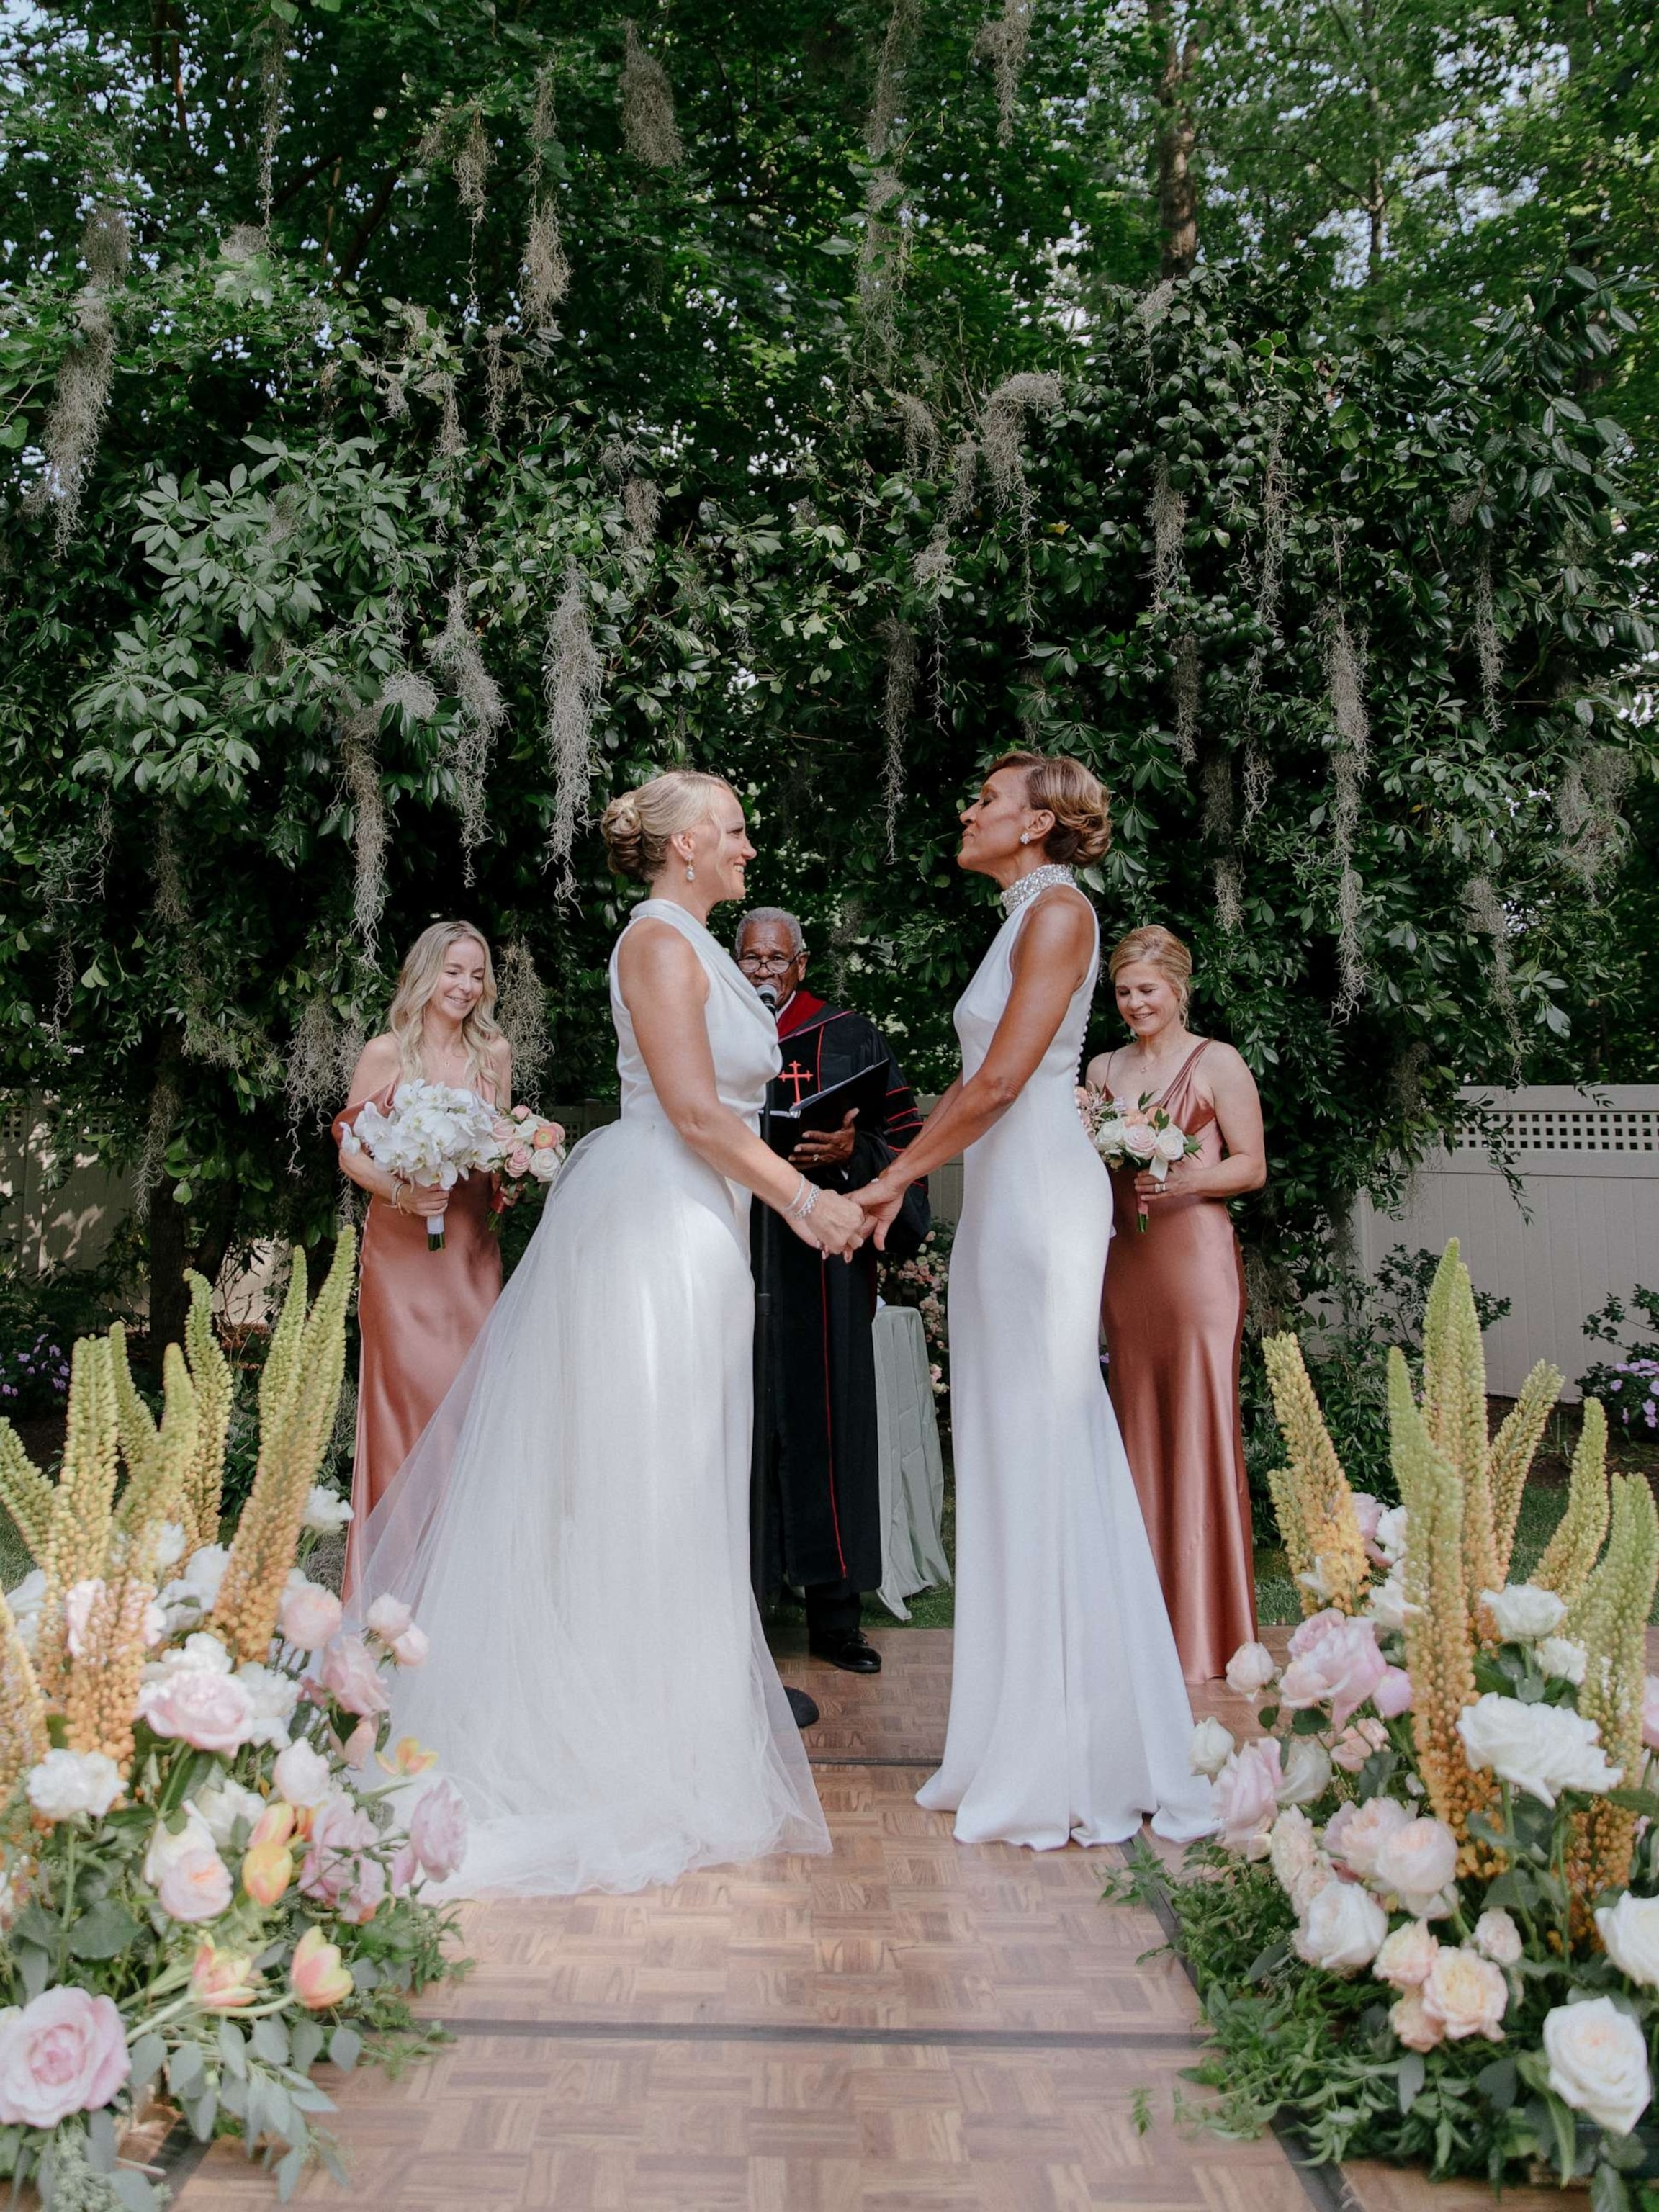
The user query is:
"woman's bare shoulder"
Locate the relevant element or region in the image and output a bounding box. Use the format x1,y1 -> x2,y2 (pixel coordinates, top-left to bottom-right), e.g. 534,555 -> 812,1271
342,1033 -> 400,1111
615,915 -> 707,996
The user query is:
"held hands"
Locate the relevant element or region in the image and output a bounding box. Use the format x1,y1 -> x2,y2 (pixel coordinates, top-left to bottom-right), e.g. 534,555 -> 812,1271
847,1173 -> 907,1251
790,1107 -> 858,1172
784,1182 -> 868,1261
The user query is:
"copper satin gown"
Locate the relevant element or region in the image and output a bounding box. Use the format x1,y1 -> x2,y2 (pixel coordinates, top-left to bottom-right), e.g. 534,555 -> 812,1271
1099,1040 -> 1257,1684
333,1080 -> 502,1593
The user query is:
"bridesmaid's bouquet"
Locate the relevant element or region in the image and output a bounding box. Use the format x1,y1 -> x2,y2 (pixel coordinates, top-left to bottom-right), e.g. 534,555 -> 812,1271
1077,1086 -> 1202,1230
486,1105 -> 567,1224
339,1079 -> 501,1250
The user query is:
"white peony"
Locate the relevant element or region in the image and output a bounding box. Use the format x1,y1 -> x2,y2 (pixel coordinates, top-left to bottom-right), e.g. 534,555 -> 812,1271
1544,1998 -> 1653,2137
1596,1895 -> 1659,1991
143,1629 -> 233,1686
302,1485 -> 354,1534
1375,1506 -> 1408,1566
1539,1637 -> 1588,1686
1472,1907 -> 1524,1967
26,1750 -> 123,1822
235,1660 -> 299,1748
157,1542 -> 231,1629
366,1595 -> 414,1642
1190,1719 -> 1236,1780
1370,1817 -> 1460,1919
1365,1574 -> 1419,1637
272,1736 -> 333,1809
1294,1881 -> 1388,1977
4,1569 -> 48,1656
1224,1642 -> 1278,1698
1276,1736 -> 1333,1808
1457,1693 -> 1622,1806
191,1776 -> 266,1850
1480,1583 -> 1567,1643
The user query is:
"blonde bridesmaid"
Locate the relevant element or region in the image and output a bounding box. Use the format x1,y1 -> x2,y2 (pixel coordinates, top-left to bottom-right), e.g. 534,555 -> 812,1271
1086,925 -> 1265,1684
334,922 -> 511,1591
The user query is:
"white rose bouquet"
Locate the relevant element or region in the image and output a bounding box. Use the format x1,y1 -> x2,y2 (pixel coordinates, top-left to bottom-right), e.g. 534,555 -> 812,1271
338,1080 -> 501,1251
1076,1087 -> 1202,1229
483,1104 -> 567,1226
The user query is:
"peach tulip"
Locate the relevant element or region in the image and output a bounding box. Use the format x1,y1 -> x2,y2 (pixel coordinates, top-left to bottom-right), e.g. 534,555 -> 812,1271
241,1838 -> 296,1907
289,1925 -> 354,2012
377,1737 -> 439,1778
191,1943 -> 259,2012
248,1800 -> 296,1849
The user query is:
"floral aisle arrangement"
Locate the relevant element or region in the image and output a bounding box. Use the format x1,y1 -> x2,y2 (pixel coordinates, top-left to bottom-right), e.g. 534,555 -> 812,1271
0,1244 -> 467,2208
1076,1087 -> 1202,1229
337,1081 -> 501,1251
878,1226 -> 952,1409
1122,1241 -> 1659,2204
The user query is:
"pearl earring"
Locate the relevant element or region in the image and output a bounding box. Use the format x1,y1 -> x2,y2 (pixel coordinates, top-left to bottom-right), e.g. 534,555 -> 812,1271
685,863 -> 696,882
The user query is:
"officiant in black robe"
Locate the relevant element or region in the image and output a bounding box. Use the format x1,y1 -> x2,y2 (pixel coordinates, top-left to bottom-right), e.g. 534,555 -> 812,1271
737,908 -> 930,1675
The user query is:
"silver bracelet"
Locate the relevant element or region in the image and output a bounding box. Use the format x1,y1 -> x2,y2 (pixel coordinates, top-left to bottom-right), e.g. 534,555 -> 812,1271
786,1174 -> 818,1220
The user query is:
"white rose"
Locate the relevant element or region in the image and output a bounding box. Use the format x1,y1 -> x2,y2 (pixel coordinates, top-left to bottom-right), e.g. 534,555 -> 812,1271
1370,1817 -> 1460,1919
1277,1737 -> 1333,1809
1189,1719 -> 1236,1779
1421,1945 -> 1508,2041
1224,1642 -> 1277,1698
235,1660 -> 299,1748
191,1776 -> 266,1850
1365,1575 -> 1419,1637
1375,1506 -> 1408,1567
1457,1694 -> 1622,1807
1472,1907 -> 1524,1967
1544,1998 -> 1653,2137
1539,1637 -> 1588,1686
26,1750 -> 123,1822
302,1485 -> 354,1534
1374,1920 -> 1439,1990
271,1737 -> 332,1809
1596,1895 -> 1659,1991
143,1804 -> 217,1887
1294,1881 -> 1388,1977
1153,1124 -> 1187,1163
143,1629 -> 234,1686
1122,1122 -> 1159,1161
1481,1583 -> 1567,1643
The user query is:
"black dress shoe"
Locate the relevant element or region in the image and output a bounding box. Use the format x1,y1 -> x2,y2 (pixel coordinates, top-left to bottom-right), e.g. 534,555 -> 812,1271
809,1629 -> 882,1675
785,1686 -> 819,1728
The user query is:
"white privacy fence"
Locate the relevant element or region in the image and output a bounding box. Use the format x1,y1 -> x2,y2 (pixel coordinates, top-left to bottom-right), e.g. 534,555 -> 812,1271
1354,1087 -> 1659,1401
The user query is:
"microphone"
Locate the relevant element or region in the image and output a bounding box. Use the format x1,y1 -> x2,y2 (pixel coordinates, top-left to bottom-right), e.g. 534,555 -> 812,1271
756,983 -> 780,1012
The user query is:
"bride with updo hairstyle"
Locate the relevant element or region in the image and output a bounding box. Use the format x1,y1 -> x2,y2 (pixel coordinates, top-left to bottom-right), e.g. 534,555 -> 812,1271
1086,922 -> 1267,1683
854,750 -> 1214,1853
351,765 -> 854,1894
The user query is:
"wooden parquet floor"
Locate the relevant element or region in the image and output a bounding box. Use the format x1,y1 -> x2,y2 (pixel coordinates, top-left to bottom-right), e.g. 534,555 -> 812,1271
171,1629 -> 1570,2212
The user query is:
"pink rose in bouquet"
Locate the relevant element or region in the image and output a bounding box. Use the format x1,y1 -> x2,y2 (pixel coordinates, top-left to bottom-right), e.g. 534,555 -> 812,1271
0,1989 -> 130,2128
314,1632 -> 391,1719
410,1778 -> 468,1881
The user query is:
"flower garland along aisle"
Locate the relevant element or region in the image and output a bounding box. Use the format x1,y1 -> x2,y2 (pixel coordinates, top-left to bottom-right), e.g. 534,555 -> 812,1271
1116,1241 -> 1659,2206
0,1239 -> 469,2209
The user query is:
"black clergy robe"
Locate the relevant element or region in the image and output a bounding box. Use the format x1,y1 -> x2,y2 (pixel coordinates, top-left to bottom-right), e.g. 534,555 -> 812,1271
752,990 -> 930,1602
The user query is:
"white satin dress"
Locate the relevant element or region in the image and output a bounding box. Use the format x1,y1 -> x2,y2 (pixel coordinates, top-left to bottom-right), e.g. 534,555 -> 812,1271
917,885 -> 1216,1848
354,899 -> 830,1893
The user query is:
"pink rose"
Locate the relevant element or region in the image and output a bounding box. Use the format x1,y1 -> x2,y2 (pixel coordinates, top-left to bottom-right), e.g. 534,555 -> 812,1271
491,1118 -> 513,1142
1280,1612 -> 1386,1728
366,1596 -> 413,1642
510,1103 -> 531,1122
506,1146 -> 532,1177
1351,1493 -> 1383,1545
0,1989 -> 130,2127
1421,1945 -> 1508,2041
1642,1676 -> 1659,1753
1373,1667 -> 1415,1719
300,1792 -> 379,1907
1331,1719 -> 1388,1773
138,1671 -> 256,1754
339,1720 -> 377,1769
1370,1817 -> 1460,1917
391,1624 -> 430,1668
279,1582 -> 343,1653
1213,1740 -> 1282,1856
1328,1794 -> 1413,1881
156,1846 -> 234,1925
341,1857 -> 386,1925
272,1737 -> 332,1809
314,1633 -> 391,1718
410,1779 -> 468,1881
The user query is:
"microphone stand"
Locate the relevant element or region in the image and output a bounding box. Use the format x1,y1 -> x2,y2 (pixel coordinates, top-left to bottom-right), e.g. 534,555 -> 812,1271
751,983 -> 818,1731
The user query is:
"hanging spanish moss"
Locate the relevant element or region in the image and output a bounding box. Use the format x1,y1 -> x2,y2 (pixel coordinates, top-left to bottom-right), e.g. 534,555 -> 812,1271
523,202 -> 572,324
380,670 -> 439,724
1214,856 -> 1244,935
877,614 -> 918,859
621,23 -> 684,168
453,111 -> 491,312
1557,746 -> 1632,890
1136,276 -> 1177,328
1172,630 -> 1200,765
913,526 -> 952,588
1465,873 -> 1521,1065
24,206 -> 128,553
543,567 -> 605,894
482,327 -> 516,441
1201,749 -> 1233,841
340,714 -> 389,960
494,941 -> 552,1097
974,0 -> 1036,144
153,812 -> 189,928
1391,1038 -> 1430,1118
857,168 -> 909,365
1472,537 -> 1503,731
426,582 -> 506,881
943,435 -> 981,528
135,1072 -> 180,1207
1148,459 -> 1186,616
1325,608 -> 1371,1017
865,0 -> 917,160
284,998 -> 349,1161
434,376 -> 467,465
257,42 -> 287,233
1254,408 -> 1289,646
622,477 -> 662,549
1241,740 -> 1272,833
980,372 -> 1062,536
893,393 -> 938,474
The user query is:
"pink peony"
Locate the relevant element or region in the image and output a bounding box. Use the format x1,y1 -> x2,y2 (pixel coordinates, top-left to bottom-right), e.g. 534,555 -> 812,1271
138,1670 -> 256,1754
390,1841 -> 419,1895
1421,1945 -> 1508,2041
365,1596 -> 413,1642
314,1633 -> 391,1718
1280,1611 -> 1387,1729
1370,1817 -> 1460,1917
272,1737 -> 332,1809
1373,1667 -> 1415,1719
0,1989 -> 130,2128
279,1582 -> 343,1653
1351,1493 -> 1384,1544
156,1846 -> 234,1924
1331,1719 -> 1389,1773
1327,1794 -> 1413,1881
63,1578 -> 106,1659
410,1778 -> 468,1881
339,1720 -> 377,1769
1213,1740 -> 1282,1856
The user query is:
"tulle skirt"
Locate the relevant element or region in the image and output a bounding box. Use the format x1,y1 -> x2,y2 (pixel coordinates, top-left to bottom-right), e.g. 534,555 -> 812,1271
351,1113 -> 830,1894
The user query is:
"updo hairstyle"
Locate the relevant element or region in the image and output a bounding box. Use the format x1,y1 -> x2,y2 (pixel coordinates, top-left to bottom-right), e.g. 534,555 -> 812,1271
1108,925 -> 1192,1019
987,751 -> 1112,867
599,770 -> 737,882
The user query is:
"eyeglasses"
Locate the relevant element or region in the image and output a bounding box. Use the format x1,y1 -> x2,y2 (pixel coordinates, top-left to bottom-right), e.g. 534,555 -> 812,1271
737,951 -> 800,974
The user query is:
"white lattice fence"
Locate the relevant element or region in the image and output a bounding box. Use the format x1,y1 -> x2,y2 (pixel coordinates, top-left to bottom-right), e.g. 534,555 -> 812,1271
1355,1086 -> 1659,1400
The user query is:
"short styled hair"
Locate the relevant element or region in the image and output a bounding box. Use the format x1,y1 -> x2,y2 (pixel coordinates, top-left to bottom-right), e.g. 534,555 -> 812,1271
1109,924 -> 1192,1017
986,751 -> 1112,867
736,907 -> 804,956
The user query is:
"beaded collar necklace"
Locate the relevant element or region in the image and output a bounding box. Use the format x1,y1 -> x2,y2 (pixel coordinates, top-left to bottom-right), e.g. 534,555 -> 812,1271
1000,863 -> 1078,919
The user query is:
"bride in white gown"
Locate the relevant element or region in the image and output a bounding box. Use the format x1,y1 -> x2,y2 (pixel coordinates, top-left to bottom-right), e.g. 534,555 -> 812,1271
855,752 -> 1215,1849
353,770 -> 859,1893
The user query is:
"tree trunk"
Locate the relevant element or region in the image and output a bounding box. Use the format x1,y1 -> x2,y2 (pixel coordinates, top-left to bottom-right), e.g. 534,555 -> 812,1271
145,1038 -> 190,1360
1149,0 -> 1200,279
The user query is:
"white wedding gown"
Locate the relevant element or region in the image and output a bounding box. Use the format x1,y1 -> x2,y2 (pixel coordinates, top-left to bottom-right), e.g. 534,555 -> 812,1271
917,887 -> 1216,1848
353,899 -> 830,1893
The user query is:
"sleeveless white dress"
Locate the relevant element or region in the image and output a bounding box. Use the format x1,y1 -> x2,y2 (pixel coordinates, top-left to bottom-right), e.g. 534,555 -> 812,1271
917,889 -> 1216,1848
353,899 -> 830,1893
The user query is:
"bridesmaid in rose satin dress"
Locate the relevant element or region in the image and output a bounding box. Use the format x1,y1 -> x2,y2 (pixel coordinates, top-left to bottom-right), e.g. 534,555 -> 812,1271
1088,925 -> 1266,1685
333,922 -> 511,1593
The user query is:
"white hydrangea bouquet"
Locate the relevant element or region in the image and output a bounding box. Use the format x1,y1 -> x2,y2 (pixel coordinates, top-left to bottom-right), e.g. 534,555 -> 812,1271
0,1247 -> 468,2207
1115,1241 -> 1659,2204
1076,1086 -> 1201,1228
338,1081 -> 501,1250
